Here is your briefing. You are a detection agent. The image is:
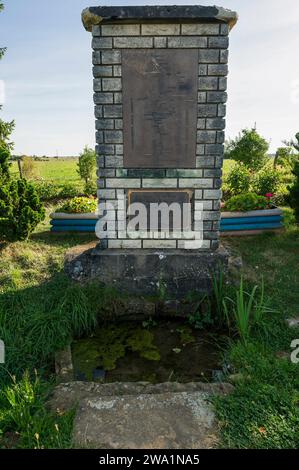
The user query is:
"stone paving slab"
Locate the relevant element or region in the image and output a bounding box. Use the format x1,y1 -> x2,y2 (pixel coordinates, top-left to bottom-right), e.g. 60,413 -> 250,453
72,391 -> 218,449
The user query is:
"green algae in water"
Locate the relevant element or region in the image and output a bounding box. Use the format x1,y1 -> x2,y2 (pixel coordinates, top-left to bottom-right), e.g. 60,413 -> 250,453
72,324 -> 160,380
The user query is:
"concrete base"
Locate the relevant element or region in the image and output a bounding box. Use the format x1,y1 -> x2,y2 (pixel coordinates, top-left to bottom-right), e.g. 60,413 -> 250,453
65,243 -> 228,298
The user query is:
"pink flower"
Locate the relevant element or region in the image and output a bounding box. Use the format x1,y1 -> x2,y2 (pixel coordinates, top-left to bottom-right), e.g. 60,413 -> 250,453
265,193 -> 273,199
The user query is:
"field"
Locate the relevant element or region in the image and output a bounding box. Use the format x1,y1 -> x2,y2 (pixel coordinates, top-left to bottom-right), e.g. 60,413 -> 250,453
11,158 -> 82,185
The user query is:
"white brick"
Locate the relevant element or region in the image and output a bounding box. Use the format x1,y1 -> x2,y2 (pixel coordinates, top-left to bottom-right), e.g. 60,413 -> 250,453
142,24 -> 180,35
179,179 -> 213,189
143,240 -> 177,249
168,37 -> 207,48
181,24 -> 220,35
108,240 -> 142,249
101,24 -> 140,36
178,240 -> 210,250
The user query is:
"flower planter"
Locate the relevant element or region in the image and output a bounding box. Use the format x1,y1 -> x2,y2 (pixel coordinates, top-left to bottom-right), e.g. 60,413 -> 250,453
50,213 -> 98,233
51,208 -> 284,236
220,208 -> 284,236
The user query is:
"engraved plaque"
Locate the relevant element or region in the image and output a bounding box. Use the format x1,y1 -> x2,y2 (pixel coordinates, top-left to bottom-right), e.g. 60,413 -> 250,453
122,50 -> 198,168
128,190 -> 192,231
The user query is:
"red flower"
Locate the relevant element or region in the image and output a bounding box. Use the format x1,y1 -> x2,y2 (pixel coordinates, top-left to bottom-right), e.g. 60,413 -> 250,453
265,193 -> 273,199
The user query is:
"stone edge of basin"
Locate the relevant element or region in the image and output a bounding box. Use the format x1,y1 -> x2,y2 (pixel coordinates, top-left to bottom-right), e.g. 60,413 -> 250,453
82,5 -> 238,32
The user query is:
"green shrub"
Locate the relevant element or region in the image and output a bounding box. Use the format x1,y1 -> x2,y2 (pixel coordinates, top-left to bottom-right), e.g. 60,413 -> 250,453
252,167 -> 281,196
59,196 -> 97,214
287,161 -> 299,221
0,179 -> 45,240
77,146 -> 96,185
272,184 -> 289,206
58,183 -> 81,199
225,128 -> 269,171
225,193 -> 268,212
34,181 -> 61,201
84,180 -> 97,197
226,163 -> 251,196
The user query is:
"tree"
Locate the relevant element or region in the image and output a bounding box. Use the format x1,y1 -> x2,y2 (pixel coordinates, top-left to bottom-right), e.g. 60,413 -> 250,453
284,132 -> 299,153
0,2 -> 14,181
225,128 -> 269,171
274,146 -> 296,170
287,161 -> 299,222
77,146 -> 96,185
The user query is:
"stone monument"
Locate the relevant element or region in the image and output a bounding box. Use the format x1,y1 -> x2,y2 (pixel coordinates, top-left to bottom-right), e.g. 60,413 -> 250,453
72,5 -> 238,297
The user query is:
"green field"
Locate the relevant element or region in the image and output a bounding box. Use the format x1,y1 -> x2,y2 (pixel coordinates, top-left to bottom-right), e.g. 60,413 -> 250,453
11,158 -> 83,185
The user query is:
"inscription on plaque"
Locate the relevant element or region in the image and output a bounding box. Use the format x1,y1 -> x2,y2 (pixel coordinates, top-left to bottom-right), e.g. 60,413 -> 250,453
122,50 -> 198,168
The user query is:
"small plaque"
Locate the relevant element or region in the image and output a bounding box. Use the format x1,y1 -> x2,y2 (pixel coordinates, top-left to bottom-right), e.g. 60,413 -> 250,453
128,190 -> 192,231
122,50 -> 198,169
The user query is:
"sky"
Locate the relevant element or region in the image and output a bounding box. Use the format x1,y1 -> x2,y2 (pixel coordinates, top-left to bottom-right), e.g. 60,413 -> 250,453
1,0 -> 299,156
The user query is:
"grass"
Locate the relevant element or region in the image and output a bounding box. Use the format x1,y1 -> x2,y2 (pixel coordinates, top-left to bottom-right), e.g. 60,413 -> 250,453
10,158 -> 81,185
215,227 -> 299,449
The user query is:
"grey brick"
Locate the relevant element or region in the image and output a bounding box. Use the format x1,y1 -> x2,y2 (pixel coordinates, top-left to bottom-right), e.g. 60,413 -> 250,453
206,118 -> 225,130
166,169 -> 203,177
97,144 -> 115,155
92,52 -> 102,65
213,206 -> 221,216
215,156 -> 224,168
128,169 -> 165,178
216,131 -> 225,143
198,104 -> 217,117
204,231 -> 219,240
96,119 -> 114,130
143,240 -> 177,249
92,25 -> 101,36
219,77 -> 227,91
218,104 -> 226,117
93,79 -> 102,92
198,64 -> 207,76
104,130 -> 123,144
201,200 -> 213,210
179,178 -> 213,189
116,169 -> 128,177
102,78 -> 122,92
96,154 -> 105,167
101,24 -> 140,36
203,169 -> 222,177
194,190 -> 203,199
204,189 -> 222,199
197,118 -> 206,130
94,105 -> 103,118
94,93 -> 113,104
207,91 -> 227,103
196,144 -> 205,155
101,50 -> 121,64
208,37 -> 229,49
114,119 -> 123,129
198,92 -> 207,103
196,156 -> 215,168
105,156 -> 123,168
115,145 -> 124,155
109,240 -> 142,249
198,77 -> 218,90
103,105 -> 123,118
114,93 -> 123,104
95,131 -> 104,143
114,37 -> 153,48
214,178 -> 222,189
220,24 -> 229,36
98,168 -> 115,177
205,144 -> 224,155
208,64 -> 228,76
154,37 -> 167,48
106,178 -> 140,189
93,65 -> 114,79
198,49 -> 219,63
142,24 -> 180,35
202,221 -> 212,230
220,50 -> 229,64
168,37 -> 207,48
97,179 -> 105,189
197,130 -> 216,144
99,189 -> 116,199
182,24 -> 220,35
142,179 -> 177,189
113,65 -> 122,77
202,211 -> 220,221
92,37 -> 113,49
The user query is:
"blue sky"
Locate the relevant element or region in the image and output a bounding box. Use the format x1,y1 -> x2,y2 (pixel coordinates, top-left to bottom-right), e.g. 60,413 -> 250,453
1,0 -> 299,156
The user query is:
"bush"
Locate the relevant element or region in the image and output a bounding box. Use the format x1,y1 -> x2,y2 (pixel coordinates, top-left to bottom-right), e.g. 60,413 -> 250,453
0,179 -> 45,240
225,193 -> 268,212
58,183 -> 80,199
77,146 -> 96,185
83,180 -> 97,197
34,181 -> 61,202
287,161 -> 299,222
59,196 -> 97,214
226,163 -> 251,196
225,128 -> 269,171
22,156 -> 38,180
252,167 -> 281,196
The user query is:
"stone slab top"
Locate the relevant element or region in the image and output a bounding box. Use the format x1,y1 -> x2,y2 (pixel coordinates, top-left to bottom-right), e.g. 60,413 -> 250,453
82,5 -> 238,32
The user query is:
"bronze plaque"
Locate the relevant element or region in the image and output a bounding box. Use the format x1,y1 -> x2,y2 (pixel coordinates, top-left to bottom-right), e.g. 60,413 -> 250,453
128,190 -> 192,231
122,50 -> 198,168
